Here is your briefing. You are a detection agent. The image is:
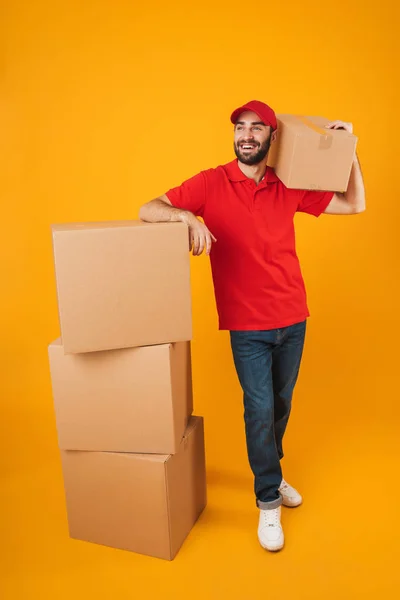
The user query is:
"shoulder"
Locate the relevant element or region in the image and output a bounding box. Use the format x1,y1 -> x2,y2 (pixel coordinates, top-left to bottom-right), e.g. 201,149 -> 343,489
201,162 -> 232,178
270,169 -> 301,198
193,162 -> 234,186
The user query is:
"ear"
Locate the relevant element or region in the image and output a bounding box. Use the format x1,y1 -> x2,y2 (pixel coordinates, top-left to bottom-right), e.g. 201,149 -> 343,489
271,129 -> 277,142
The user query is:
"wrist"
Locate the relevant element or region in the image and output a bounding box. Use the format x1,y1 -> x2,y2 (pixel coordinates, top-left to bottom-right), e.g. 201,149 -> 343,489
177,210 -> 194,225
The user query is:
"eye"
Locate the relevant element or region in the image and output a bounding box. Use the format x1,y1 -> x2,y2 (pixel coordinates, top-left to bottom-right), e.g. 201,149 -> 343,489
253,127 -> 261,131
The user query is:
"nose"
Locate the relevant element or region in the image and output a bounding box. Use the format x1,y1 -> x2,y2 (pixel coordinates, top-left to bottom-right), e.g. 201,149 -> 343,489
240,130 -> 255,141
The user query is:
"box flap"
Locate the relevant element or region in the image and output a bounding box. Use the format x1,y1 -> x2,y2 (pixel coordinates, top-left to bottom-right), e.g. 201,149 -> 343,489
51,221 -> 187,233
100,451 -> 169,463
48,337 -> 62,348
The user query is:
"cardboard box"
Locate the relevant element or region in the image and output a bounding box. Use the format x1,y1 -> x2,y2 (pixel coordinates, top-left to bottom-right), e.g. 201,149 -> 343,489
51,221 -> 192,354
61,416 -> 207,560
267,114 -> 357,191
48,338 -> 193,454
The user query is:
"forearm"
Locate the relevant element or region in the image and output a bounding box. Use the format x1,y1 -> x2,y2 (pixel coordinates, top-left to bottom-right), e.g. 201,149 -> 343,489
341,153 -> 366,213
139,198 -> 191,223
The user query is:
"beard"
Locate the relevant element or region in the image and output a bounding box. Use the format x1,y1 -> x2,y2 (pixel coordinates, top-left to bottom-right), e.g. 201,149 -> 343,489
234,136 -> 272,166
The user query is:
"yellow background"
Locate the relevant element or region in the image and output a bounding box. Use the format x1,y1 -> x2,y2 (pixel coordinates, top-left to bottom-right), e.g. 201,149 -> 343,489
1,0 -> 398,597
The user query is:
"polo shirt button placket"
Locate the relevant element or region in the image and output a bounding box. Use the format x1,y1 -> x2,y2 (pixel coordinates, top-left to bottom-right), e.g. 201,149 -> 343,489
252,189 -> 258,211
247,180 -> 256,211
253,186 -> 263,211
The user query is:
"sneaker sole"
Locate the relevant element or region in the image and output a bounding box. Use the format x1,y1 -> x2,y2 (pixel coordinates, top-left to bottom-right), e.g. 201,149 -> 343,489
282,498 -> 303,508
260,540 -> 284,552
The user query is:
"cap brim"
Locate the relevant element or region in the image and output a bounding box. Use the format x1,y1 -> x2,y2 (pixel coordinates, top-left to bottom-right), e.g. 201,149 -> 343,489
230,104 -> 256,124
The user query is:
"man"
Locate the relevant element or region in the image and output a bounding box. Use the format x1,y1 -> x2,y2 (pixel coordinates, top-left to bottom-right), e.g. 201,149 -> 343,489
139,100 -> 365,552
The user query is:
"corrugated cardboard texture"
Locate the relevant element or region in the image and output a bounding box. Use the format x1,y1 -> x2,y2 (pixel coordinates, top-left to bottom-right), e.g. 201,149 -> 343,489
166,416 -> 207,558
169,340 -> 194,452
61,416 -> 206,560
62,450 -> 171,559
51,220 -> 192,354
267,114 -> 357,191
49,339 -> 193,454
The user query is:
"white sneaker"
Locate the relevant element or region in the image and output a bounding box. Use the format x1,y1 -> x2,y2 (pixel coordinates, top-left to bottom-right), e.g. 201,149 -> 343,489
279,478 -> 303,507
258,506 -> 284,552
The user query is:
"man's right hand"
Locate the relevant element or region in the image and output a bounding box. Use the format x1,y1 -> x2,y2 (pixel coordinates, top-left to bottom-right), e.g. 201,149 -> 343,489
139,195 -> 216,256
179,212 -> 217,256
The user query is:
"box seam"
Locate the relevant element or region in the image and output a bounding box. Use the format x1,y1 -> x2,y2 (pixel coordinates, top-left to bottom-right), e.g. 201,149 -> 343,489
168,344 -> 179,450
164,460 -> 173,559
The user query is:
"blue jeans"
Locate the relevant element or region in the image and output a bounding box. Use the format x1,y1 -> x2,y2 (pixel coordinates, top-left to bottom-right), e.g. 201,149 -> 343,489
230,320 -> 307,510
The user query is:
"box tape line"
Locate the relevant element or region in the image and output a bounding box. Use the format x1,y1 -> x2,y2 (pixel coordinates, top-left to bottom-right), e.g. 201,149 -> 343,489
296,116 -> 333,150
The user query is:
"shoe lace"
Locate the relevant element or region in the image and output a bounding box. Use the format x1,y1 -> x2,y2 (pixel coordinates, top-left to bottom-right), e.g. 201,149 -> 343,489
262,508 -> 280,527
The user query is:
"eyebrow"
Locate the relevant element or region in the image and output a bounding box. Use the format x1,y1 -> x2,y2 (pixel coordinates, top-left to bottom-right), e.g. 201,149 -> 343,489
235,121 -> 266,126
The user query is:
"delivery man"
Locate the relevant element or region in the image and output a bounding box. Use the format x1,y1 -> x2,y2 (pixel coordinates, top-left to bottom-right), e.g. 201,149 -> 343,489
139,100 -> 365,552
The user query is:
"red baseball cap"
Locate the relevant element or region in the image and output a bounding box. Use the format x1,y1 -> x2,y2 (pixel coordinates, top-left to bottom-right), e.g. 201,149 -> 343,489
230,100 -> 277,130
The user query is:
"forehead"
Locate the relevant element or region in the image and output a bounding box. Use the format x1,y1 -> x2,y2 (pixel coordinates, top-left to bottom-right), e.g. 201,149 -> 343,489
235,110 -> 263,124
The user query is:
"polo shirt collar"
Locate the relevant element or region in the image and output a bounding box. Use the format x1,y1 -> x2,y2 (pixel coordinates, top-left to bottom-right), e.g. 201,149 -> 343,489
224,159 -> 280,184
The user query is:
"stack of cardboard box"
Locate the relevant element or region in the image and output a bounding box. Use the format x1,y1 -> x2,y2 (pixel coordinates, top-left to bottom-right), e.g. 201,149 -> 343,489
48,220 -> 207,560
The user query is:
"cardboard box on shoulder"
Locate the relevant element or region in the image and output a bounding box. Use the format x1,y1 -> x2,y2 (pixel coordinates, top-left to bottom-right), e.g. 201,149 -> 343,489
267,114 -> 357,192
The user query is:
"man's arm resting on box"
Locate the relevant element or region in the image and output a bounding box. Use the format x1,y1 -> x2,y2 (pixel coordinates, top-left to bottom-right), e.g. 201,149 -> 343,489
139,195 -> 217,256
139,194 -> 186,223
322,120 -> 366,215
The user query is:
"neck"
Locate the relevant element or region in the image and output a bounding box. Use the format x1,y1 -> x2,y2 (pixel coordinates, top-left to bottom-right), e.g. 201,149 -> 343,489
237,159 -> 268,184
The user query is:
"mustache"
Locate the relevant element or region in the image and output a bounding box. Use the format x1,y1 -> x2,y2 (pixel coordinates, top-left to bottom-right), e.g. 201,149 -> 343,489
236,140 -> 260,147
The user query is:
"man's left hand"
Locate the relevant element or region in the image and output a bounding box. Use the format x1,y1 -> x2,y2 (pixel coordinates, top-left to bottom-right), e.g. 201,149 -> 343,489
325,120 -> 353,134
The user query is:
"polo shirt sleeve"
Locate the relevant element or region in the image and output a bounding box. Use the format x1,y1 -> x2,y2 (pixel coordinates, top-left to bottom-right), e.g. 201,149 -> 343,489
165,171 -> 207,218
296,190 -> 334,217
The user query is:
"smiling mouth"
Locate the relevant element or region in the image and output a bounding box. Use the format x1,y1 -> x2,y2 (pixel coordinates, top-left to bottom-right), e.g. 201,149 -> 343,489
240,143 -> 258,151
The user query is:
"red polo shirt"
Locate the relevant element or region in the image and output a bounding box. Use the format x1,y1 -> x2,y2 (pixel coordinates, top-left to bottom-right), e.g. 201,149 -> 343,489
166,159 -> 334,331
